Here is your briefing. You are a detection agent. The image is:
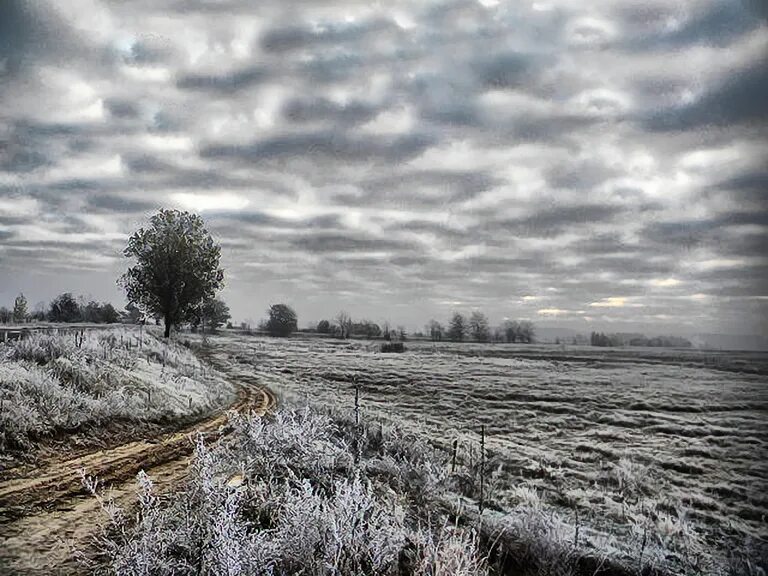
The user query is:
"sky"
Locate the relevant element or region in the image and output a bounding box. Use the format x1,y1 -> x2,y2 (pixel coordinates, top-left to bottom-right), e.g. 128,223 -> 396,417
0,0 -> 766,335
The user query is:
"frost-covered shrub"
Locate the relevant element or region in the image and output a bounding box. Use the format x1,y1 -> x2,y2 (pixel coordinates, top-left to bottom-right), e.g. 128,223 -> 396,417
0,328 -> 235,453
84,407 -> 488,576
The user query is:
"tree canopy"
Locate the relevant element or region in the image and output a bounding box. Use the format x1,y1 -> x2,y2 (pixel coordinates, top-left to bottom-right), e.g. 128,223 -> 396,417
447,312 -> 467,342
469,311 -> 490,342
48,293 -> 81,323
13,293 -> 27,323
119,210 -> 224,338
266,304 -> 298,337
197,298 -> 231,332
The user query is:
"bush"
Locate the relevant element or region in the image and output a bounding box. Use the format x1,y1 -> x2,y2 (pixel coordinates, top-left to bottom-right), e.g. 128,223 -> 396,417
82,406 -> 487,576
380,342 -> 405,353
0,328 -> 235,452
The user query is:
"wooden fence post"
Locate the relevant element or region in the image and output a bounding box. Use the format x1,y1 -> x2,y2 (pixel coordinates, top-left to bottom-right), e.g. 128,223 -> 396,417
479,424 -> 486,514
354,384 -> 360,426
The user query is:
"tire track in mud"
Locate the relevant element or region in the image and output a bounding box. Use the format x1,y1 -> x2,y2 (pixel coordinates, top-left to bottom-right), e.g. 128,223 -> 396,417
0,375 -> 277,575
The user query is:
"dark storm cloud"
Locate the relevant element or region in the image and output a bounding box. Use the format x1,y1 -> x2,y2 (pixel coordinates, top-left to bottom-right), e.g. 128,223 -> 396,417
476,52 -> 545,90
545,159 -> 621,191
176,66 -> 267,93
620,0 -> 762,50
208,211 -> 343,231
490,204 -> 626,238
201,131 -> 435,164
282,97 -> 379,125
0,0 -> 80,77
350,170 -> 501,208
86,194 -> 160,213
707,170 -> 768,204
643,57 -> 768,131
104,99 -> 141,120
1,0 -> 767,334
261,18 -> 395,53
641,211 -> 768,249
291,232 -> 412,254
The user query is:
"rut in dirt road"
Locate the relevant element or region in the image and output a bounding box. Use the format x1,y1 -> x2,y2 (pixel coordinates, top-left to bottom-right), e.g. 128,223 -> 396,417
0,379 -> 276,576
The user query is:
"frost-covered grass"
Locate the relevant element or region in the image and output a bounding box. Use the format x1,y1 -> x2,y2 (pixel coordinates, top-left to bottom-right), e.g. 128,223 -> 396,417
194,334 -> 768,575
85,398 -> 767,576
83,405 -> 488,576
0,328 -> 235,452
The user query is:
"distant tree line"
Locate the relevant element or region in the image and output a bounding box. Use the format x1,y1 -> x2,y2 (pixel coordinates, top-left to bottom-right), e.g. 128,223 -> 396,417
590,331 -> 692,348
0,292 -> 121,325
309,312 -> 407,341
424,313 -> 535,344
0,290 -> 233,332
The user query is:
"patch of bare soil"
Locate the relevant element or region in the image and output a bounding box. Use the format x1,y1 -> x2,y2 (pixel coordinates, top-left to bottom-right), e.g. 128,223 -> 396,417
0,380 -> 276,575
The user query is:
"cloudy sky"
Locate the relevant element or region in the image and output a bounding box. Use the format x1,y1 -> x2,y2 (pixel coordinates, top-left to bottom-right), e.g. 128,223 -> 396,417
0,0 -> 766,335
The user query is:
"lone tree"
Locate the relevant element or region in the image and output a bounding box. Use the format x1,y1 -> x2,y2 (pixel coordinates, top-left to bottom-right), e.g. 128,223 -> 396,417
48,293 -> 81,323
119,210 -> 224,338
426,320 -> 444,341
518,320 -> 535,343
13,293 -> 27,323
336,311 -> 352,339
447,312 -> 467,342
503,320 -> 519,343
469,311 -> 490,342
266,304 -> 298,337
201,298 -> 231,332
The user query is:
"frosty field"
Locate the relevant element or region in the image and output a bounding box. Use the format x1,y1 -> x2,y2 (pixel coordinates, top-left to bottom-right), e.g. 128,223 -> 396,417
205,334 -> 768,569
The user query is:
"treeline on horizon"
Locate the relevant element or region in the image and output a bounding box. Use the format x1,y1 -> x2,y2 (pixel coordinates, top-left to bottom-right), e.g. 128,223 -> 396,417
2,292 -> 692,350
245,308 -> 536,344
0,292 -> 232,330
588,331 -> 692,348
0,292 -> 120,325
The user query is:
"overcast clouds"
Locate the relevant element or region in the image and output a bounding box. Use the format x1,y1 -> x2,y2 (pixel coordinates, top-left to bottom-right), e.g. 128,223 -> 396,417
0,0 -> 766,334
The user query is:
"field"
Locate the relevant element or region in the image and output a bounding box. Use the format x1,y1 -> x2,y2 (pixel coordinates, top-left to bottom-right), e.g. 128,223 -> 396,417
202,334 -> 768,572
0,328 -> 235,461
1,329 -> 766,575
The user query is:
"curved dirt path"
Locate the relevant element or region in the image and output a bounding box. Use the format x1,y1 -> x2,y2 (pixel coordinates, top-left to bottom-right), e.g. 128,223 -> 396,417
0,375 -> 276,575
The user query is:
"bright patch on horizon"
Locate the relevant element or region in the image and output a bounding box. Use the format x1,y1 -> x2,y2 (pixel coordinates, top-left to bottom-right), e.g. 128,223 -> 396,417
538,308 -> 568,315
651,278 -> 682,287
590,297 -> 627,308
172,193 -> 250,212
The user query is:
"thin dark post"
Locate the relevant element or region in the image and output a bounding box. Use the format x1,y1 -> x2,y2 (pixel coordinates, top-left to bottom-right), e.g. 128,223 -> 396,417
574,506 -> 580,548
451,438 -> 458,474
354,384 -> 360,426
479,424 -> 486,514
354,383 -> 362,464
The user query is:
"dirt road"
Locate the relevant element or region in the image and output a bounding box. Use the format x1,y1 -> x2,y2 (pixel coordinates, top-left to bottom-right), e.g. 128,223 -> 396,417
0,376 -> 276,575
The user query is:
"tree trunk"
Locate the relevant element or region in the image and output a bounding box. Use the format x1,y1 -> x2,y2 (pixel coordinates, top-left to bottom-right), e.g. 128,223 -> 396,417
164,315 -> 171,338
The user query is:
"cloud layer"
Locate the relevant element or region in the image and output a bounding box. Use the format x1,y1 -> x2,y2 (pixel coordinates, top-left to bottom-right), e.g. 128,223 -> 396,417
1,0 -> 766,334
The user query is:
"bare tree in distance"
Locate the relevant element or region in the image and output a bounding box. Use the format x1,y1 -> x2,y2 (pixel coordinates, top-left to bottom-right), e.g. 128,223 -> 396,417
469,311 -> 490,342
518,320 -> 535,343
13,293 -> 27,323
335,311 -> 352,339
426,320 -> 443,341
447,312 -> 467,342
503,320 -> 519,343
119,209 -> 224,338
